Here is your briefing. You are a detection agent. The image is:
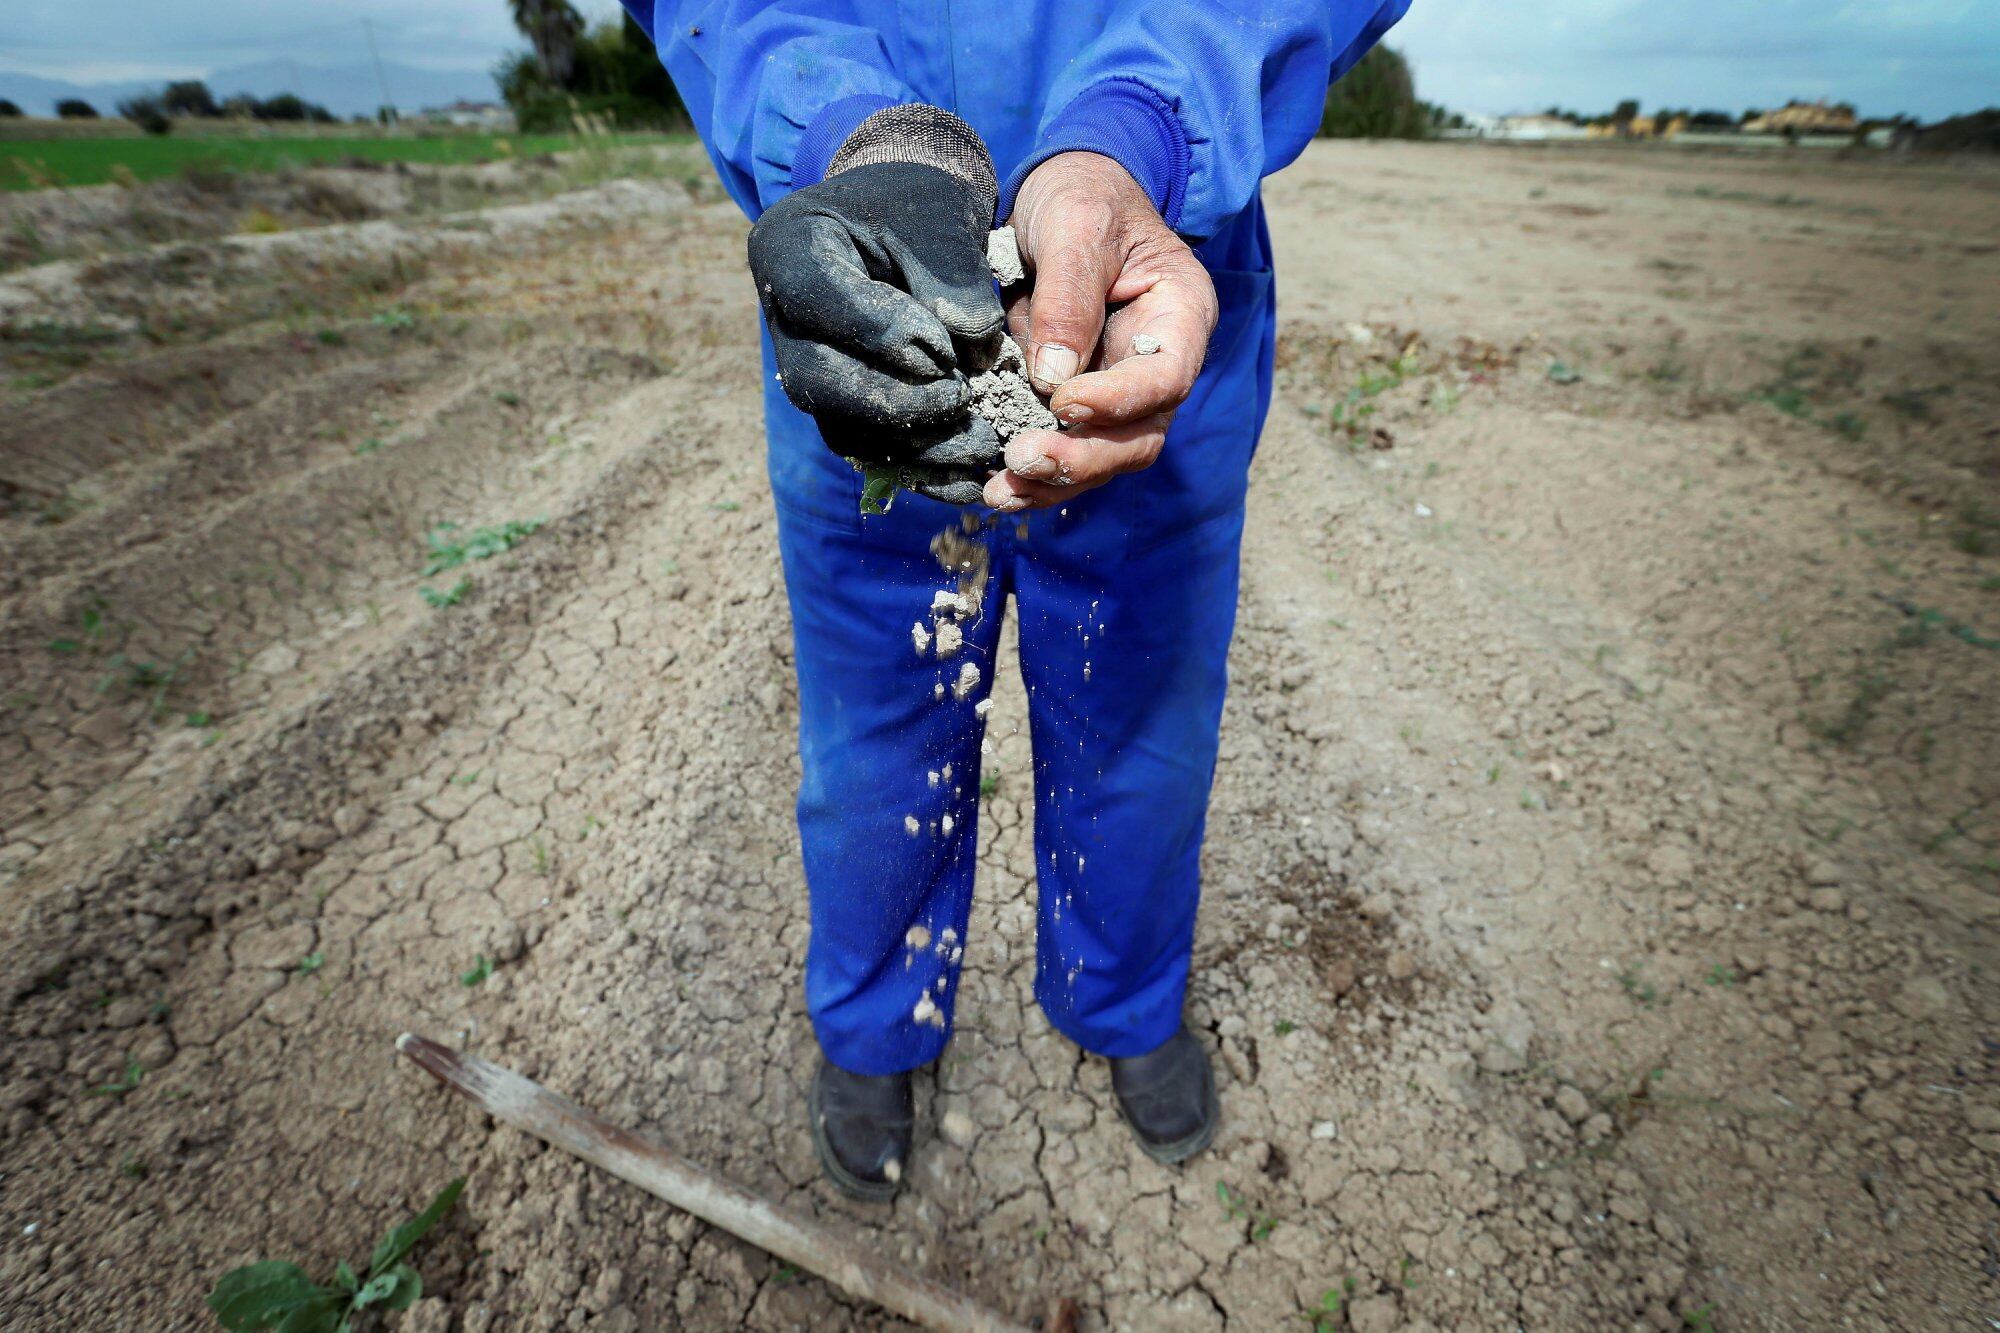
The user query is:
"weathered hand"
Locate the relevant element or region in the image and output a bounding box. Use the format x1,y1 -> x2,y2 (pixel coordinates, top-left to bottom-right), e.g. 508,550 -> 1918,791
985,151 -> 1219,511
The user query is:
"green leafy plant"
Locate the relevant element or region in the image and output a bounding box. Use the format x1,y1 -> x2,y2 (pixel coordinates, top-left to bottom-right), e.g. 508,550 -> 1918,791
207,1176 -> 465,1332
1310,1277 -> 1359,1331
370,307 -> 416,334
1547,360 -> 1582,385
297,952 -> 325,977
460,955 -> 493,987
422,519 -> 544,575
858,463 -> 900,516
1217,1181 -> 1276,1241
420,578 -> 472,609
90,1059 -> 144,1098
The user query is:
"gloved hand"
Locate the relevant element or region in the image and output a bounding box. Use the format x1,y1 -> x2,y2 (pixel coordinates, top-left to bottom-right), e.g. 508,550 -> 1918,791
749,105 -> 1007,505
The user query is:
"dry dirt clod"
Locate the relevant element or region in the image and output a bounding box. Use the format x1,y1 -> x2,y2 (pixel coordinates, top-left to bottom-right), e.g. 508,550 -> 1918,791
986,226 -> 1026,287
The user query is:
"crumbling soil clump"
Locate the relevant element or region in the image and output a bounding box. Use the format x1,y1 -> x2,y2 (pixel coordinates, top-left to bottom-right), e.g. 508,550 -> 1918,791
968,334 -> 1057,440
967,228 -> 1055,442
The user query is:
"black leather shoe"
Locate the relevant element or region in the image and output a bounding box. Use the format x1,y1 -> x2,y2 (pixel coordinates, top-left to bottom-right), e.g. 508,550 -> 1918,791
1110,1026 -> 1219,1164
809,1057 -> 914,1201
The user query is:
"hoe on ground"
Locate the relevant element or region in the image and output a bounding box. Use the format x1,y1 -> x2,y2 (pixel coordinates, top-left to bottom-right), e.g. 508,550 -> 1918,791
397,1033 -> 1074,1333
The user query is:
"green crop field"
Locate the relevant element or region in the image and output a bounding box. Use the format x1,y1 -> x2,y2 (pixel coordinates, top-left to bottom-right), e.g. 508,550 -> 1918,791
0,130 -> 683,191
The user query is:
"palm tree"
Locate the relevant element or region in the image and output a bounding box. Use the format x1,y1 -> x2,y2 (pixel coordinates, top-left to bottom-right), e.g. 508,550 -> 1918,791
509,0 -> 584,87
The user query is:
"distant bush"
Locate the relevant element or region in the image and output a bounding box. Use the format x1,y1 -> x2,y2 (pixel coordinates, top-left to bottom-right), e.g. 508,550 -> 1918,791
1914,108 -> 2000,154
116,95 -> 172,135
0,98 -> 22,119
56,99 -> 99,120
213,91 -> 337,123
240,92 -> 337,123
162,80 -> 222,118
1320,46 -> 1426,140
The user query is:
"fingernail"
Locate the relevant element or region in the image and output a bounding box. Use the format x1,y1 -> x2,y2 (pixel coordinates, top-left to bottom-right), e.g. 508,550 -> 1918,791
1058,403 -> 1093,425
983,477 -> 1026,511
1034,343 -> 1078,386
1004,437 -> 1059,480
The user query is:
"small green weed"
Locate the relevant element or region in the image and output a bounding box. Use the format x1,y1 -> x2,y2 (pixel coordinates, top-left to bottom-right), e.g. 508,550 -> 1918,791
1216,1181 -> 1276,1240
119,1154 -> 149,1180
49,595 -> 109,655
1617,965 -> 1658,1007
1704,964 -> 1739,987
371,307 -> 416,334
90,1058 -> 144,1098
422,518 -> 544,575
1547,360 -> 1582,385
1310,1277 -> 1359,1331
296,952 -> 325,977
420,578 -> 471,609
207,1176 -> 464,1333
460,955 -> 493,988
352,437 -> 384,457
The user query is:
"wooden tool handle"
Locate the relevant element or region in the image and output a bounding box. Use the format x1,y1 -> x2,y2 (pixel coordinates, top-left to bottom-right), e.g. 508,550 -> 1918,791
395,1033 -> 1030,1333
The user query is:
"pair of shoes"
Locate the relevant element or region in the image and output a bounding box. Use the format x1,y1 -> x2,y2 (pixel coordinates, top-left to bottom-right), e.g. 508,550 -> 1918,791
811,1026 -> 1217,1197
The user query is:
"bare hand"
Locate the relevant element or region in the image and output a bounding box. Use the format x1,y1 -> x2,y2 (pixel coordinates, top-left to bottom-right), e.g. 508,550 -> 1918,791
985,151 -> 1219,511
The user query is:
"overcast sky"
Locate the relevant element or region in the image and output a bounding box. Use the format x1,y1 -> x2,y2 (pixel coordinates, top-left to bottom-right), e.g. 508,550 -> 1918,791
1,0 -> 1993,121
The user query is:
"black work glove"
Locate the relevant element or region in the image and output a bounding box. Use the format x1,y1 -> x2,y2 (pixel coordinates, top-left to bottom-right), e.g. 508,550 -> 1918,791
748,105 -> 1006,506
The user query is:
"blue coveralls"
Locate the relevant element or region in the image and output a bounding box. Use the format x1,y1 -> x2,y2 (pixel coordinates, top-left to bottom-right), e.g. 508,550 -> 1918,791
623,0 -> 1408,1074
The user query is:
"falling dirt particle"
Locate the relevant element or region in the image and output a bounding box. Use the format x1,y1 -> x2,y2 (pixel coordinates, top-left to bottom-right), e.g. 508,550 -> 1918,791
904,815 -> 920,836
905,925 -> 932,951
974,698 -> 993,719
948,947 -> 963,965
930,527 -> 990,609
927,769 -> 940,788
911,622 -> 931,656
934,620 -> 964,658
934,682 -> 945,701
1131,333 -> 1162,356
952,662 -> 981,701
935,975 -> 948,993
940,927 -> 959,948
942,763 -> 954,782
939,1108 -> 978,1147
1083,663 -> 1092,682
941,813 -> 955,836
883,1158 -> 902,1184
913,994 -> 936,1024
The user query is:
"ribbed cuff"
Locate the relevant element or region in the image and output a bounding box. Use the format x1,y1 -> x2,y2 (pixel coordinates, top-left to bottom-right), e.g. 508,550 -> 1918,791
792,93 -> 899,190
1000,78 -> 1191,231
826,104 -> 999,222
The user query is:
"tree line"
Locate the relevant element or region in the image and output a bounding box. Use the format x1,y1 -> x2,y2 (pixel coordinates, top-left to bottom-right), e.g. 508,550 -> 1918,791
499,1 -> 685,132
0,82 -> 340,135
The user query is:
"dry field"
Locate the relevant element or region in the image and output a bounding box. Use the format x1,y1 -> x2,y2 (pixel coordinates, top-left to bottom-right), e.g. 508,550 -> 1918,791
1,140 -> 1996,1331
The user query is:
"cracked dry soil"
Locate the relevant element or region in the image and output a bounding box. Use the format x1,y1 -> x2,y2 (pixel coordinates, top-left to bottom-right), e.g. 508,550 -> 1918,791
2,141 -> 1997,1331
